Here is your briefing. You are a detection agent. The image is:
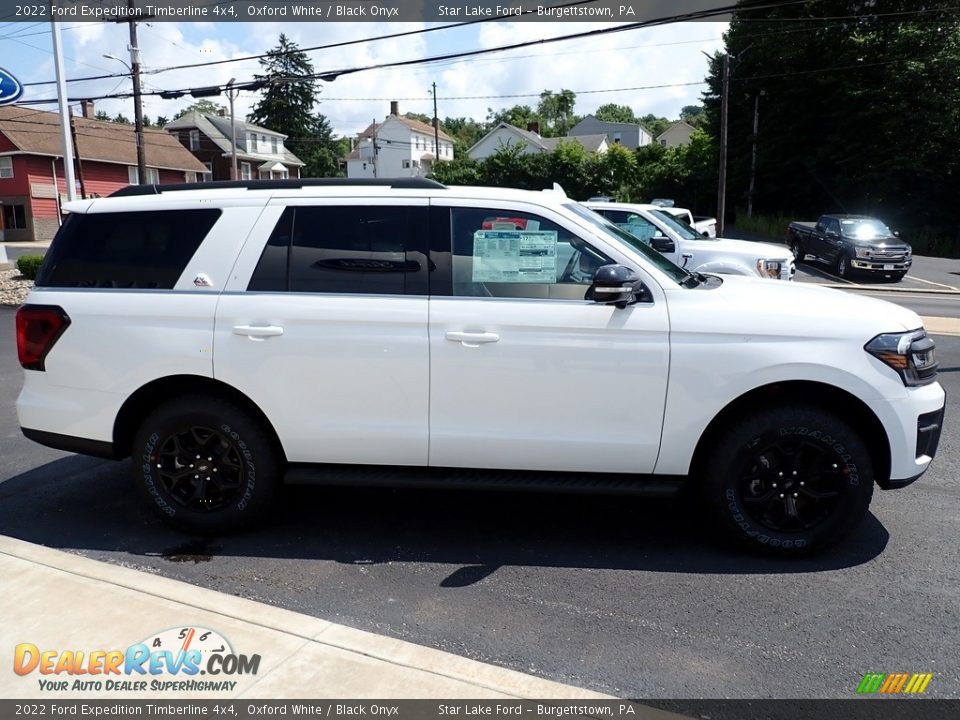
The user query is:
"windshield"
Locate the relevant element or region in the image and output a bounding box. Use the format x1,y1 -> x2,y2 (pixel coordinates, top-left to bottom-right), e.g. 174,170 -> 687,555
565,203 -> 691,284
840,218 -> 894,239
651,210 -> 704,240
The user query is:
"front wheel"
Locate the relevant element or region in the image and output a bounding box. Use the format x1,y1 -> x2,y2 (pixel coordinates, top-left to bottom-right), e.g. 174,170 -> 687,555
835,253 -> 852,279
132,395 -> 281,533
701,406 -> 874,555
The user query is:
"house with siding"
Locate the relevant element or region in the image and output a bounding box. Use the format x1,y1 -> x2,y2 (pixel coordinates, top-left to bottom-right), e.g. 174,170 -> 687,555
656,120 -> 697,148
344,102 -> 454,179
164,112 -> 305,181
0,105 -> 207,243
468,122 -> 609,161
568,115 -> 652,150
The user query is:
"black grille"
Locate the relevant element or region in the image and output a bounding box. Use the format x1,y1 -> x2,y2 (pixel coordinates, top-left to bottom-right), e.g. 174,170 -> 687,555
916,407 -> 945,459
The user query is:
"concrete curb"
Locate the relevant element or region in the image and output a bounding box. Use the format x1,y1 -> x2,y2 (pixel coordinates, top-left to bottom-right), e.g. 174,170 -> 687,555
0,535 -> 633,702
921,316 -> 960,337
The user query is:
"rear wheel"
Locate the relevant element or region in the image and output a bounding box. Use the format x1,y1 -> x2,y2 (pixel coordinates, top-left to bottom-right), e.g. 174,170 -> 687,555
789,237 -> 805,264
132,395 -> 281,533
701,406 -> 874,555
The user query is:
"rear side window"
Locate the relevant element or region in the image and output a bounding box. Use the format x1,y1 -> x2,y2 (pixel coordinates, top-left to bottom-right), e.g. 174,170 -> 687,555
36,209 -> 221,289
247,205 -> 429,295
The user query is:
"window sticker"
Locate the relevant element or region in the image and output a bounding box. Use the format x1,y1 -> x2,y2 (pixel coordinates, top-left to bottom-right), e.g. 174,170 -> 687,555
471,230 -> 558,283
617,221 -> 655,244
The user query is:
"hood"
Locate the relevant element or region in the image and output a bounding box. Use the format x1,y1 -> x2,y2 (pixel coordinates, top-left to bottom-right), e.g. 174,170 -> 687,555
690,237 -> 793,261
694,274 -> 922,338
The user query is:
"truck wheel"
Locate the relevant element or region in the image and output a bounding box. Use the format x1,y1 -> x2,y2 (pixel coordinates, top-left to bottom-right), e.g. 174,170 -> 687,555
132,395 -> 281,533
835,253 -> 852,279
701,406 -> 874,555
789,238 -> 804,264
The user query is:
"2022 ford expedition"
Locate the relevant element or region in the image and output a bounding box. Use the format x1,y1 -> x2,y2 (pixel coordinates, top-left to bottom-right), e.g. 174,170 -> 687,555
16,179 -> 945,554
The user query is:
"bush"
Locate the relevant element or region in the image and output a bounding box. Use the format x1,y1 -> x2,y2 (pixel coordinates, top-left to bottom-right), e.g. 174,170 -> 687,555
16,254 -> 44,280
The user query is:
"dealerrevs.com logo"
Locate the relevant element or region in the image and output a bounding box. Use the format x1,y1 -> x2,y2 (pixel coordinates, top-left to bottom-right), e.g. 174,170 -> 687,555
14,626 -> 260,693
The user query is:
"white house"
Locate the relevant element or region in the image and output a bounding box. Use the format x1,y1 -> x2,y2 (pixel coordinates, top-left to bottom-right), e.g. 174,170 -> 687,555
468,123 -> 609,161
656,120 -> 697,148
345,102 -> 454,179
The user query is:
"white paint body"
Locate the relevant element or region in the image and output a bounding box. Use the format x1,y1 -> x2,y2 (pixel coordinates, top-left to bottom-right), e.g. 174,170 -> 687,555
17,185 -> 944,484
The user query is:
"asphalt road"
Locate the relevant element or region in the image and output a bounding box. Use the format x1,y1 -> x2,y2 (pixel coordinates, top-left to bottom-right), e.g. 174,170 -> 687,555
0,306 -> 958,699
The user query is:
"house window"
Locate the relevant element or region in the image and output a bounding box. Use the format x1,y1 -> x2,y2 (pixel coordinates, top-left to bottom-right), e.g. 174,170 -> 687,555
271,137 -> 278,154
147,168 -> 159,184
128,167 -> 159,184
2,203 -> 27,229
202,162 -> 213,182
241,162 -> 252,180
660,139 -> 667,146
0,156 -> 13,178
613,133 -> 622,144
249,134 -> 258,152
185,172 -> 197,183
128,166 -> 138,184
402,160 -> 411,169
189,130 -> 200,150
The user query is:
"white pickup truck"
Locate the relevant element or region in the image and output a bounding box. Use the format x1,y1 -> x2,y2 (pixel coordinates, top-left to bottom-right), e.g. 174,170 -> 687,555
584,201 -> 795,280
648,199 -> 717,238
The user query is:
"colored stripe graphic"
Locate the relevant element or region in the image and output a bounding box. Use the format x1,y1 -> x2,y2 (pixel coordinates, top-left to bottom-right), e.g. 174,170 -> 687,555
858,672 -> 932,694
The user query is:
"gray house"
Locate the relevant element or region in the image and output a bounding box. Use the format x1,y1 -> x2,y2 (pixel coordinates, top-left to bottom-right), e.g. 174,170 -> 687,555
568,115 -> 653,150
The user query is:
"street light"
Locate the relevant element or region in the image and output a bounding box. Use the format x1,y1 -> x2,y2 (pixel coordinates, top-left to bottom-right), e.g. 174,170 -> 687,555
103,52 -> 146,184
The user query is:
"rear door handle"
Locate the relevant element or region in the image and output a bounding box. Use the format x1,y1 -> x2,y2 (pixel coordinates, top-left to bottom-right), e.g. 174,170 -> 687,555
233,325 -> 284,341
445,331 -> 500,347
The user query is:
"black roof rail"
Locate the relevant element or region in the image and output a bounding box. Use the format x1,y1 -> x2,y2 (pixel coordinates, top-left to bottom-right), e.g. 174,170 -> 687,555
109,177 -> 446,198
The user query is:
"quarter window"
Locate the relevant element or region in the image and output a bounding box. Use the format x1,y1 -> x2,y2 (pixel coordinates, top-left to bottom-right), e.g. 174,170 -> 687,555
248,206 -> 428,295
36,209 -> 221,289
447,207 -> 612,300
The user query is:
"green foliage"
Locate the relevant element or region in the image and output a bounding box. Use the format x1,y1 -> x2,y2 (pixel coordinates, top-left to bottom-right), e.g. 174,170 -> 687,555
704,0 -> 960,254
537,90 -> 577,136
248,34 -> 342,177
155,116 -> 170,127
16,255 -> 44,280
486,104 -> 541,130
640,114 -> 670,138
94,111 -> 110,121
174,100 -> 226,119
113,113 -> 130,125
731,210 -> 792,240
595,103 -> 638,124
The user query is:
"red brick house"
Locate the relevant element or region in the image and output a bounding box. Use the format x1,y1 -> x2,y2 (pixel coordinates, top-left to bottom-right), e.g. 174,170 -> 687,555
0,106 -> 207,243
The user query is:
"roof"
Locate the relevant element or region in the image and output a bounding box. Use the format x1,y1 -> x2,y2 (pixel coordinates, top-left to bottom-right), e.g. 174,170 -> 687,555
574,115 -> 650,131
164,112 -> 305,167
0,106 -> 207,173
357,115 -> 452,142
656,120 -> 697,139
469,124 -> 608,155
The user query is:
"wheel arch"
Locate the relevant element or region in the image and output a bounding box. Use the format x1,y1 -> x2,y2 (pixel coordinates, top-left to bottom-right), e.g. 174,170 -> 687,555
689,380 -> 892,485
113,375 -> 286,462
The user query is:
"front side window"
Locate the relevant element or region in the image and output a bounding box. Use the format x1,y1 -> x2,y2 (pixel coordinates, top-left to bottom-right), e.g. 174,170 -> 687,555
36,209 -> 221,289
650,209 -> 700,240
597,209 -> 658,244
247,206 -> 428,295
0,156 -> 13,178
448,207 -> 613,301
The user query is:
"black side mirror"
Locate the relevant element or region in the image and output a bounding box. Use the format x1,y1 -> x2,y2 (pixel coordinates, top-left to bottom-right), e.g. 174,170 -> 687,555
587,264 -> 647,308
651,236 -> 676,253
825,229 -> 839,239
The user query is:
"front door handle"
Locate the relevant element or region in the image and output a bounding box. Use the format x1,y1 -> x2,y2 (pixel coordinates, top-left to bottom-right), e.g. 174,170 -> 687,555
445,331 -> 500,348
233,324 -> 284,341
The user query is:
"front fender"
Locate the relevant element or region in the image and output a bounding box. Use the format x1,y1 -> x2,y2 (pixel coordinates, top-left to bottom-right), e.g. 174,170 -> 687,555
689,259 -> 756,277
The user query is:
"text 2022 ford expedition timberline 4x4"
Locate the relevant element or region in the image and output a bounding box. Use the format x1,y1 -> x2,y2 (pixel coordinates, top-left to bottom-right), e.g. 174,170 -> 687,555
16,179 -> 945,554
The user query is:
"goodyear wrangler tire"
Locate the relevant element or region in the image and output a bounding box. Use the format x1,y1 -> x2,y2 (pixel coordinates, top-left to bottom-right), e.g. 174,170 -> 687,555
132,395 -> 280,533
703,406 -> 874,555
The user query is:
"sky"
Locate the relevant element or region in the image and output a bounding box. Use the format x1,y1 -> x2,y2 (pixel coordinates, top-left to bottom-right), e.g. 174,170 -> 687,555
0,20 -> 728,136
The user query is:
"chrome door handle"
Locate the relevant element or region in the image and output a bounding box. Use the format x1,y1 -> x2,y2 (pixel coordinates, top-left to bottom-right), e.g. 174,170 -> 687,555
233,325 -> 284,341
445,331 -> 500,347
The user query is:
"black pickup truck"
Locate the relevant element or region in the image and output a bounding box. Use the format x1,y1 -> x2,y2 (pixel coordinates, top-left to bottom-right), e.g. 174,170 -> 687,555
786,214 -> 912,281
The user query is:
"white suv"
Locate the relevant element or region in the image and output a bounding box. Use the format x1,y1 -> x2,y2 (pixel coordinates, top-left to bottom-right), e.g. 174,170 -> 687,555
16,179 -> 945,554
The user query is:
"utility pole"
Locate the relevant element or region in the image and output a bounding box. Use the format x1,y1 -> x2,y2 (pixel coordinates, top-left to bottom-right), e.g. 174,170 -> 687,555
69,114 -> 87,200
127,0 -> 147,184
226,78 -> 238,180
747,92 -> 761,219
371,118 -> 378,178
717,52 -> 730,237
431,81 -> 440,170
50,20 -> 77,202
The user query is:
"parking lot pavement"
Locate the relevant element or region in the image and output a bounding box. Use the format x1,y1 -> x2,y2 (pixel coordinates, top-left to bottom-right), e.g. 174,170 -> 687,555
1,306 -> 958,699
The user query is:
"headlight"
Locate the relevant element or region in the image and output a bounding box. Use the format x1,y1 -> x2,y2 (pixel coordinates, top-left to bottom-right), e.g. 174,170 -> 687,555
865,329 -> 938,386
855,247 -> 872,258
756,259 -> 782,278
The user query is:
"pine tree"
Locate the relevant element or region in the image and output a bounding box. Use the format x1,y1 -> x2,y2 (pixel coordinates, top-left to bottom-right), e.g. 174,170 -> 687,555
247,34 -> 341,177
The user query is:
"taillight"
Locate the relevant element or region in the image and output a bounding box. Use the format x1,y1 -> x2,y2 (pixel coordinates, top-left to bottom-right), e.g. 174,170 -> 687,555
16,305 -> 71,371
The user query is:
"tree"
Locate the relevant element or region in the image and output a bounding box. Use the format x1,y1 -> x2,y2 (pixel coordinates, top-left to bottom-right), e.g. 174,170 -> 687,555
639,114 -> 670,138
595,103 -> 637,124
247,34 -> 342,177
537,89 -> 577,136
155,115 -> 170,127
486,104 -> 541,131
113,113 -> 130,125
174,100 -> 226,119
704,0 -> 960,253
94,111 -> 111,122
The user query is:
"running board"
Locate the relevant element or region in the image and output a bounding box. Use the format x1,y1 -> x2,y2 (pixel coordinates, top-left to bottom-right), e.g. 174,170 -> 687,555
285,464 -> 684,497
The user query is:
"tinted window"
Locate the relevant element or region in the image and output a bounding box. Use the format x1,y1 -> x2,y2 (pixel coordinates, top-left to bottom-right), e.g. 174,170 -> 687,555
36,209 -> 220,289
598,209 -> 658,243
248,206 -> 427,295
449,207 -> 613,300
